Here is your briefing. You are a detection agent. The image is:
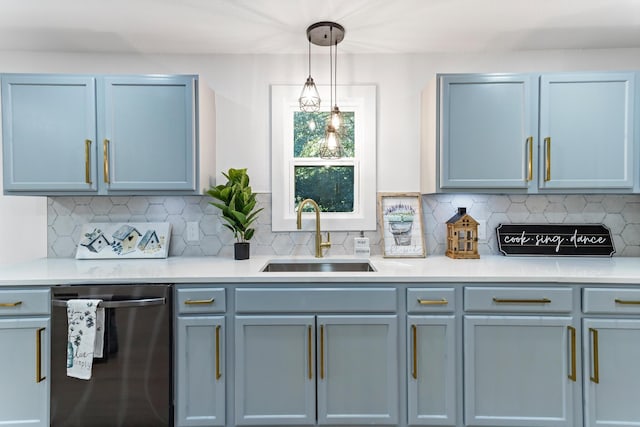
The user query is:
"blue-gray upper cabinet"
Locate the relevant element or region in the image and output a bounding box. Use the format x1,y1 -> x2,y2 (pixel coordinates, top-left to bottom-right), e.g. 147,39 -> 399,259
438,73 -> 538,191
1,74 -> 215,195
436,71 -> 636,193
539,72 -> 635,191
1,75 -> 98,193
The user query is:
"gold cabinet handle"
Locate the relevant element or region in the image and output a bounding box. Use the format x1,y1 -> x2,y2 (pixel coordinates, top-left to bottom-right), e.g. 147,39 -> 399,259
614,298 -> 640,305
184,298 -> 215,305
567,326 -> 576,381
526,136 -> 533,182
411,325 -> 418,379
307,326 -> 313,380
590,328 -> 599,384
320,325 -> 325,380
0,301 -> 22,307
103,139 -> 110,184
84,139 -> 92,185
493,297 -> 551,304
544,137 -> 551,182
36,327 -> 45,383
215,325 -> 222,380
417,298 -> 448,305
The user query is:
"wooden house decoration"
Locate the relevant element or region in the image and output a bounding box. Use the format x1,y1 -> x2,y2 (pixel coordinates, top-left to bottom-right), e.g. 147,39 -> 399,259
446,207 -> 480,259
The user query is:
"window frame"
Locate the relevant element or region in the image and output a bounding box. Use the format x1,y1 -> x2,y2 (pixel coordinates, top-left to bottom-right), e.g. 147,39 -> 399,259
271,84 -> 377,231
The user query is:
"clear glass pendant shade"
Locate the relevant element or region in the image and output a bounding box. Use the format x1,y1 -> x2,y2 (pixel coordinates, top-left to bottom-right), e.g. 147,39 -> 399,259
330,105 -> 343,130
319,123 -> 345,159
299,76 -> 321,112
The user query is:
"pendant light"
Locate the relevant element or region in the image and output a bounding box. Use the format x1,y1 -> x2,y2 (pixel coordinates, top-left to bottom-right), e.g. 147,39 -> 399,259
303,21 -> 345,159
298,35 -> 320,112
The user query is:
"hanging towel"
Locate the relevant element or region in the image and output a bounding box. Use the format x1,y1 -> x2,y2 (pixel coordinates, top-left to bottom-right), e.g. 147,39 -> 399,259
66,299 -> 105,380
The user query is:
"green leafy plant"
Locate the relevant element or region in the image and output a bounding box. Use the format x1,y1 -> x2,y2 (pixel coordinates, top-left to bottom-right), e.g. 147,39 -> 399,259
207,168 -> 263,243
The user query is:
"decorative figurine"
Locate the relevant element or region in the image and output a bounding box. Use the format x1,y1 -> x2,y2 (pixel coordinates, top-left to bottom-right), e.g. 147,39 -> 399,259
446,207 -> 480,259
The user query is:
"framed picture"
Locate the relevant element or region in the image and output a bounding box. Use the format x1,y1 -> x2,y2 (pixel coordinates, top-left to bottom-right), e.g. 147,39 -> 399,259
378,193 -> 425,258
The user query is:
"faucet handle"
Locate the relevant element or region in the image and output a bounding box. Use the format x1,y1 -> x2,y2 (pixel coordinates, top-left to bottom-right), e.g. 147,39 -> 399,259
321,232 -> 332,249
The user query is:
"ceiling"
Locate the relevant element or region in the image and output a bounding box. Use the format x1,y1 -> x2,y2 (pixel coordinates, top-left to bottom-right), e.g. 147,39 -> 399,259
1,0 -> 639,55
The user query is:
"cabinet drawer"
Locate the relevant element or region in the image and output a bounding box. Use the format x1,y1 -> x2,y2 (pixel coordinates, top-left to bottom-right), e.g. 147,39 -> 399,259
464,287 -> 573,313
407,288 -> 455,313
0,288 -> 50,316
235,288 -> 397,313
176,288 -> 225,314
583,288 -> 640,314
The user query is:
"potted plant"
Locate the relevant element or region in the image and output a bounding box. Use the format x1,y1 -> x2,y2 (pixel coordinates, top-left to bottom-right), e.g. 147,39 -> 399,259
207,168 -> 263,260
384,203 -> 415,246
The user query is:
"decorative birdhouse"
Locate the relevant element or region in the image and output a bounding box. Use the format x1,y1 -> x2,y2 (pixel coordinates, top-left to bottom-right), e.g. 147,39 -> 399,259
446,207 -> 480,259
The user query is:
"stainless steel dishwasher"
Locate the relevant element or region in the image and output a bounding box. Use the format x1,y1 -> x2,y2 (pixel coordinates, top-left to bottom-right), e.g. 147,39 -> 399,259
50,284 -> 173,427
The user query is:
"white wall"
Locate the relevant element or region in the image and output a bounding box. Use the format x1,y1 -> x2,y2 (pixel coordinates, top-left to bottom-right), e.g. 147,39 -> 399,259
2,48 -> 640,263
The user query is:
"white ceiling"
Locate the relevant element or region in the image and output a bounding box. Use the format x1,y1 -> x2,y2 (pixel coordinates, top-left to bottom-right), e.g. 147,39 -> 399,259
1,0 -> 639,55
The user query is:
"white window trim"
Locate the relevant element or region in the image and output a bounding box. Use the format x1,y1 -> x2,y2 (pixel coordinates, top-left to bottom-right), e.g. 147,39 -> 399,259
271,84 -> 377,231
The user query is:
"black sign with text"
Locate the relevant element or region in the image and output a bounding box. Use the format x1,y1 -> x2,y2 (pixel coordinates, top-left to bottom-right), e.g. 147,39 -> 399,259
496,224 -> 615,257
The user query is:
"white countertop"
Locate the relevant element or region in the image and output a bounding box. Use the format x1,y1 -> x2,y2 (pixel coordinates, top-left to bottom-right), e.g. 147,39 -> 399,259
0,255 -> 639,286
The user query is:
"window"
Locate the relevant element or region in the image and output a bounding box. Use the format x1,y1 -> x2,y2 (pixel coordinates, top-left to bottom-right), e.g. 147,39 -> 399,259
271,85 -> 376,231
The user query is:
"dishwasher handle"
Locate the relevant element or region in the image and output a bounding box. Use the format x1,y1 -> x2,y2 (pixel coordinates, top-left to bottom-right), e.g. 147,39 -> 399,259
52,297 -> 166,309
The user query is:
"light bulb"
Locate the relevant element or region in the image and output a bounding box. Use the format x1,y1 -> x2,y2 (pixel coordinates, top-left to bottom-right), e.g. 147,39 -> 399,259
330,105 -> 342,129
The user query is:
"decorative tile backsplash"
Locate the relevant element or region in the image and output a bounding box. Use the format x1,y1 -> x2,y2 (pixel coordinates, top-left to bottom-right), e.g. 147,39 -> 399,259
47,194 -> 640,258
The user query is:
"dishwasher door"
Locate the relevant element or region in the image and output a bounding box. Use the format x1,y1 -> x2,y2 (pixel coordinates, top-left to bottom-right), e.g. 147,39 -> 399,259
50,284 -> 173,427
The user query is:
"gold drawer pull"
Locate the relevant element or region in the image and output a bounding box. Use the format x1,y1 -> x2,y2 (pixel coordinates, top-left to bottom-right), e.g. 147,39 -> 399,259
589,328 -> 599,384
526,136 -> 533,182
493,297 -> 551,304
418,298 -> 448,305
84,139 -> 92,184
0,301 -> 22,307
103,139 -> 110,184
307,326 -> 313,380
411,324 -> 418,379
544,137 -> 551,182
567,326 -> 576,382
184,298 -> 215,305
36,327 -> 46,383
614,299 -> 640,305
215,325 -> 222,380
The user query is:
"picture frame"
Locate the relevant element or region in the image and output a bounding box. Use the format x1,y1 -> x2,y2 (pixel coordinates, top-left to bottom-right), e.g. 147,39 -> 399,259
378,192 -> 425,258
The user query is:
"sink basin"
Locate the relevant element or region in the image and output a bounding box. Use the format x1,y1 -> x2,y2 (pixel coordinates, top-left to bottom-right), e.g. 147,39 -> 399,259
261,259 -> 376,272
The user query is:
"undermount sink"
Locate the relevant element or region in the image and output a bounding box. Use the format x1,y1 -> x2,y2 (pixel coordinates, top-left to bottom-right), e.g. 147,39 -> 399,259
261,259 -> 376,273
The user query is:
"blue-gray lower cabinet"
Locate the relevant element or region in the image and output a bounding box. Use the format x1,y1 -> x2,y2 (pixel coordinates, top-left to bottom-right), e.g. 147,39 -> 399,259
175,287 -> 226,427
234,314 -> 398,426
0,288 -> 50,427
463,286 -> 576,427
406,287 -> 458,426
582,288 -> 640,427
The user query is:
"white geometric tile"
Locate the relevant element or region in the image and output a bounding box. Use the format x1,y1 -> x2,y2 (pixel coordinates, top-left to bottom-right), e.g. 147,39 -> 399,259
506,203 -> 530,222
525,196 -> 548,213
52,215 -> 76,236
89,198 -> 113,215
604,214 -> 626,234
487,195 -> 511,213
126,197 -> 149,215
563,195 -> 587,212
52,236 -> 77,258
621,203 -> 640,224
200,236 -> 222,256
621,223 -> 640,245
145,204 -> 169,222
163,197 -> 187,215
272,234 -> 294,255
107,205 -> 131,222
602,195 -> 627,213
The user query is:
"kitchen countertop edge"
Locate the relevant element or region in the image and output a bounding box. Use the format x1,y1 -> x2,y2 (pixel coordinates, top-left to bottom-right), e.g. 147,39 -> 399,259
1,255 -> 639,286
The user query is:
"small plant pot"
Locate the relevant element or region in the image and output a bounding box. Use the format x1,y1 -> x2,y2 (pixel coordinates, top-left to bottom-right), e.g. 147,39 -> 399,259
234,242 -> 250,260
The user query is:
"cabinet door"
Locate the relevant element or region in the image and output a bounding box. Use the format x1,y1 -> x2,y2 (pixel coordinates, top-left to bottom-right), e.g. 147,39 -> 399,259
235,315 -> 316,425
464,315 -> 575,427
407,316 -> 456,426
0,317 -> 49,427
317,315 -> 398,425
1,74 -> 97,192
439,74 -> 537,190
539,72 -> 635,190
175,316 -> 225,427
101,75 -> 196,192
583,319 -> 640,427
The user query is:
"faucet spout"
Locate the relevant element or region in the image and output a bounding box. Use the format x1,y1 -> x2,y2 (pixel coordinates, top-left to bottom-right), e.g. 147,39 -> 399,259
296,198 -> 331,258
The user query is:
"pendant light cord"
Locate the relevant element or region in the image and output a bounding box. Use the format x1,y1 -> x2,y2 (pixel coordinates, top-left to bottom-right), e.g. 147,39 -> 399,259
329,26 -> 333,110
